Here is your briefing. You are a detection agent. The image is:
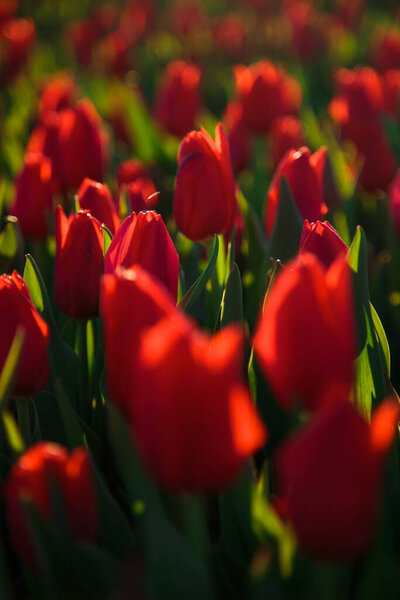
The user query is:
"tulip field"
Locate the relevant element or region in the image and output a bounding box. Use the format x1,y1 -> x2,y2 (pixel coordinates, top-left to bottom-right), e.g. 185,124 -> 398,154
2,0 -> 400,597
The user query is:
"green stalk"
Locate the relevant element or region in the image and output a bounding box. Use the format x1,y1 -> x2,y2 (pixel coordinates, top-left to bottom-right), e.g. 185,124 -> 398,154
16,396 -> 31,447
78,319 -> 90,422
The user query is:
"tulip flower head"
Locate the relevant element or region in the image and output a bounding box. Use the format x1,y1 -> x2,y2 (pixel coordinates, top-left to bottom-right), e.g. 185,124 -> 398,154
174,123 -> 237,241
104,211 -> 179,302
4,442 -> 97,568
276,399 -> 399,561
0,271 -> 49,397
54,205 -> 103,319
253,253 -> 356,412
265,146 -> 328,237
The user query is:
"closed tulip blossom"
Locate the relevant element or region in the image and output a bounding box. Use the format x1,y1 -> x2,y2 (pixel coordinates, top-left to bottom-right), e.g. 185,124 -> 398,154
38,72 -> 78,120
0,18 -> 35,81
265,146 -> 328,237
253,253 -> 356,412
133,311 -> 267,492
269,116 -> 305,168
57,99 -> 109,189
298,220 -> 348,268
123,177 -> 159,213
104,211 -> 178,301
234,60 -> 302,133
154,60 -> 202,138
174,124 -> 237,241
328,67 -> 397,191
276,399 -> 399,561
100,266 -> 178,417
4,442 -> 97,569
77,178 -> 120,235
54,206 -> 103,319
10,153 -> 53,239
0,271 -> 49,397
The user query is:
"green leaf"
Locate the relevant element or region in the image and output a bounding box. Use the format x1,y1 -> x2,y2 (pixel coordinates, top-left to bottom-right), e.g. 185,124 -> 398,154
0,326 -> 25,410
107,403 -> 161,512
101,225 -> 113,257
0,217 -> 24,274
2,410 -> 24,455
23,254 -> 80,405
370,302 -> 391,377
145,512 -> 215,600
220,263 -> 243,327
252,465 -> 296,578
347,227 -> 388,417
179,235 -> 219,313
267,177 -> 303,262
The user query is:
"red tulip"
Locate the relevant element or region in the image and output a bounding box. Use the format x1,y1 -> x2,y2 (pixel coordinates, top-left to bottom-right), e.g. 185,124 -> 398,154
283,1 -> 328,62
371,27 -> 400,72
213,15 -> 247,57
10,153 -> 53,239
77,178 -> 120,235
298,220 -> 348,268
233,61 -> 302,133
383,70 -> 400,116
54,205 -> 103,319
265,146 -> 328,237
276,399 -> 399,561
4,442 -> 97,568
133,313 -> 267,491
223,100 -> 251,173
122,177 -> 158,213
57,99 -> 109,189
117,159 -> 148,187
0,18 -> 35,81
174,124 -> 237,241
38,72 -> 78,120
26,111 -> 62,186
0,271 -> 49,397
154,60 -> 202,138
104,211 -> 179,302
329,67 -> 397,191
269,115 -> 305,168
253,253 -> 356,412
100,266 -> 178,417
0,0 -> 17,24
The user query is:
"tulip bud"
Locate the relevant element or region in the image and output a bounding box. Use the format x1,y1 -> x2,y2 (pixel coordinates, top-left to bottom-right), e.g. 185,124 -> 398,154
276,399 -> 399,560
298,220 -> 348,268
0,271 -> 49,397
269,115 -> 305,168
253,253 -> 356,412
123,177 -> 158,213
100,266 -> 178,417
223,100 -> 251,173
154,60 -> 202,138
0,18 -> 35,81
104,211 -> 179,302
38,72 -> 78,119
57,99 -> 109,189
265,146 -> 328,237
328,67 -> 397,191
10,153 -> 53,239
54,205 -> 103,319
4,442 -> 97,568
133,314 -> 267,492
233,61 -> 302,133
77,178 -> 120,235
174,124 -> 237,241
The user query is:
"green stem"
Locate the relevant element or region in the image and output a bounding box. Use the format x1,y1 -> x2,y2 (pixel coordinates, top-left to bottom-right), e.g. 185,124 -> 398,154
16,396 -> 31,447
78,319 -> 90,422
